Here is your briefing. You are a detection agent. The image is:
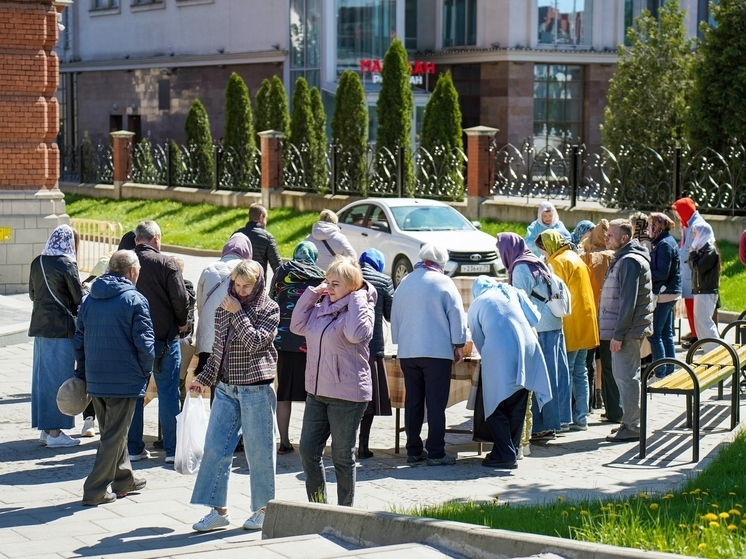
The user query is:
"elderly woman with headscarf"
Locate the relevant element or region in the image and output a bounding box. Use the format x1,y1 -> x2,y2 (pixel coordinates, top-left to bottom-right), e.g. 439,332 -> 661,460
29,224 -> 84,448
357,248 -> 394,459
496,233 -> 566,442
269,241 -> 326,454
571,220 -> 595,250
537,230 -> 599,431
647,213 -> 681,377
688,222 -> 721,354
468,277 -> 551,469
524,202 -> 571,256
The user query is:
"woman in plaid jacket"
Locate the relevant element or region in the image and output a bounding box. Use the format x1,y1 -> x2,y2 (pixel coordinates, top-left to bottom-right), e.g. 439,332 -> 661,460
188,259 -> 280,533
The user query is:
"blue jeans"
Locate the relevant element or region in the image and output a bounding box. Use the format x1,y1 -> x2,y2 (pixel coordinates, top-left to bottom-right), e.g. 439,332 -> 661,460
299,394 -> 367,507
128,339 -> 180,456
566,349 -> 589,426
556,343 -> 572,425
532,329 -> 566,434
191,381 -> 276,512
649,300 -> 676,376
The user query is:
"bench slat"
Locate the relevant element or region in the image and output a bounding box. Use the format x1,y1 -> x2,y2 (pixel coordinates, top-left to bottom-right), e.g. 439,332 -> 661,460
649,365 -> 734,392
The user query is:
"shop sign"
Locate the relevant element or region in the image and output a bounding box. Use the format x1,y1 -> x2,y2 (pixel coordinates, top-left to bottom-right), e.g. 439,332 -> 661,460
359,59 -> 436,86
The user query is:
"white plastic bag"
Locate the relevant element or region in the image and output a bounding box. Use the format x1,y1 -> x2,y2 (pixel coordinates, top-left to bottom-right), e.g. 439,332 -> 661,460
174,394 -> 209,475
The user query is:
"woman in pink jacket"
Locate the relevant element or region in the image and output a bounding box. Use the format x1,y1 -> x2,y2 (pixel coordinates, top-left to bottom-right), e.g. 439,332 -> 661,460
290,256 -> 376,506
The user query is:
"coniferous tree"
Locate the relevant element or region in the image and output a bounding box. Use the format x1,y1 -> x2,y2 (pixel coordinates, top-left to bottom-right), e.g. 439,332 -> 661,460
310,87 -> 329,192
376,38 -> 414,194
185,99 -> 215,188
254,78 -> 271,149
268,75 -> 289,137
288,77 -> 314,188
132,138 -> 157,184
168,139 -> 183,186
602,0 -> 693,155
223,73 -> 254,189
686,0 -> 746,153
420,71 -> 464,198
332,70 -> 368,193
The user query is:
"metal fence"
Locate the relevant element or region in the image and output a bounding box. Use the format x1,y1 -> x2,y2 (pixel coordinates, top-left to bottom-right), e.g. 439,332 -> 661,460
490,139 -> 746,216
59,140 -> 113,185
69,218 -> 123,274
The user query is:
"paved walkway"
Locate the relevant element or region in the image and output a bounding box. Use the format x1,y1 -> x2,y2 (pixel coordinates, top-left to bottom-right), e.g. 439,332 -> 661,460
1,253 -> 743,558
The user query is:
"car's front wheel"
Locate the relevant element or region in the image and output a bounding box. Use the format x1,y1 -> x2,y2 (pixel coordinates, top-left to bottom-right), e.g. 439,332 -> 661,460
393,256 -> 413,288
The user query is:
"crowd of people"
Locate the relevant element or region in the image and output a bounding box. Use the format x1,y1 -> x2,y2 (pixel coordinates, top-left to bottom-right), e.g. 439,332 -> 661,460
28,197 -> 723,530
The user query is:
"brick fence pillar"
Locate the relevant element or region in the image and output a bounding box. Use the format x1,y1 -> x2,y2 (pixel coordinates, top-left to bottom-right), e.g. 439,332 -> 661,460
111,130 -> 135,201
258,130 -> 284,209
464,126 -> 499,220
0,0 -> 72,294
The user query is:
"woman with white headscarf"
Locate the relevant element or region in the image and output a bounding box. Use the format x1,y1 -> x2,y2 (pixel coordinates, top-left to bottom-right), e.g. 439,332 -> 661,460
29,224 -> 84,448
524,202 -> 571,256
688,222 -> 721,353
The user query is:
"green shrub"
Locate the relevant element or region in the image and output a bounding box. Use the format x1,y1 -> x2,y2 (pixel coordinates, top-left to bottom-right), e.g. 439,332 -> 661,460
184,99 -> 215,188
310,87 -> 329,192
332,70 -> 368,194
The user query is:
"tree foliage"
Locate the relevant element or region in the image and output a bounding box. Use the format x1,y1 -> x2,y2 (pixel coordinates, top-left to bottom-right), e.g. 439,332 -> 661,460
224,73 -> 254,153
332,70 -> 368,193
376,38 -> 414,193
254,78 -> 271,148
310,87 -> 328,191
686,0 -> 746,153
185,99 -> 215,187
168,139 -> 183,185
601,0 -> 693,155
288,77 -> 315,187
268,75 -> 289,137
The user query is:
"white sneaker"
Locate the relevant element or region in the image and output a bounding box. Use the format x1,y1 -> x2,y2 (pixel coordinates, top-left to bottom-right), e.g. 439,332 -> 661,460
81,417 -> 95,437
39,431 -> 48,445
165,456 -> 175,464
193,509 -> 230,532
243,508 -> 265,531
129,450 -> 150,462
46,432 -> 80,448
517,446 -> 524,460
522,444 -> 531,457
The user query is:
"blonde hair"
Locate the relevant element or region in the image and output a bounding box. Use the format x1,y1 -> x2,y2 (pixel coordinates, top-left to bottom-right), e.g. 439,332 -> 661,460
231,259 -> 261,285
319,209 -> 339,224
326,256 -> 363,291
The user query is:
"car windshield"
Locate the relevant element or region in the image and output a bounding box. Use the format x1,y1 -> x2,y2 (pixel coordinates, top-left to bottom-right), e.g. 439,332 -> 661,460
391,206 -> 474,232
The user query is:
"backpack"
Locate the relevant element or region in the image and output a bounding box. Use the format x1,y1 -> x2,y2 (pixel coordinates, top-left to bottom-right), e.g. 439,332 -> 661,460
531,267 -> 572,318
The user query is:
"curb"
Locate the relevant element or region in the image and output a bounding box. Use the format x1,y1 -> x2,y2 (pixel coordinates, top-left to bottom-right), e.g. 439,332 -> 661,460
263,501 -> 690,559
160,244 -> 222,258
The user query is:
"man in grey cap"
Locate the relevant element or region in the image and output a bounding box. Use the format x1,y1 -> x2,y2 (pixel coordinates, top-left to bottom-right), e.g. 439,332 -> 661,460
74,250 -> 155,506
391,244 -> 467,466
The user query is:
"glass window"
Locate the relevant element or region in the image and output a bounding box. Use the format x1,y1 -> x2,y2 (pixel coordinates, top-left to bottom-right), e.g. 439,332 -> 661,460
538,0 -> 592,46
443,0 -> 476,48
697,0 -> 719,37
368,205 -> 390,232
405,0 -> 418,50
341,204 -> 370,225
533,64 -> 584,149
289,0 -> 321,110
337,0 -> 396,75
93,0 -> 119,8
624,0 -> 664,44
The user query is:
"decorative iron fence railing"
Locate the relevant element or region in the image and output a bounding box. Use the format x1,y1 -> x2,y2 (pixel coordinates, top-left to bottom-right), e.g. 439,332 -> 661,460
283,142 -> 467,201
489,139 -> 746,216
59,140 -> 113,185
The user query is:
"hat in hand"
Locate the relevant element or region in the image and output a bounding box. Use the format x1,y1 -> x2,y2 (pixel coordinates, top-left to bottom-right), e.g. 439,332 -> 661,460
57,377 -> 90,416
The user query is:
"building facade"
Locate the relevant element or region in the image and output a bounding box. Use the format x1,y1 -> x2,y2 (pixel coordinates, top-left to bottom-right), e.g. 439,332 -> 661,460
57,0 -> 717,157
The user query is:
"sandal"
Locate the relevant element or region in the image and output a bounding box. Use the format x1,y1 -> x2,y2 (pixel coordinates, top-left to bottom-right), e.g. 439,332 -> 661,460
277,443 -> 294,455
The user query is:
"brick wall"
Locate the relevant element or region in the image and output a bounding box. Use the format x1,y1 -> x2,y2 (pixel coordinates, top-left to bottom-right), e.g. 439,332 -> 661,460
0,0 -> 68,294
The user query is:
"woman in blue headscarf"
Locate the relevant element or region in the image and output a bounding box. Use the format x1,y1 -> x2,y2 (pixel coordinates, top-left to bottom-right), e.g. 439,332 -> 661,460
357,249 -> 394,458
269,241 -> 325,454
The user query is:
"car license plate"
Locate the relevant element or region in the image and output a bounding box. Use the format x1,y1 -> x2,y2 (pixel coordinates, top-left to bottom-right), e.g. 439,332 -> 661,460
461,264 -> 490,273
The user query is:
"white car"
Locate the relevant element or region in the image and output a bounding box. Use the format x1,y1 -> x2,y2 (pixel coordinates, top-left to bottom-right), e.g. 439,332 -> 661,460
336,198 -> 505,286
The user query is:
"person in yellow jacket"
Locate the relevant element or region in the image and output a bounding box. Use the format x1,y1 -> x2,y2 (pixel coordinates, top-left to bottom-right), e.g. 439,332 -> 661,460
537,230 -> 600,430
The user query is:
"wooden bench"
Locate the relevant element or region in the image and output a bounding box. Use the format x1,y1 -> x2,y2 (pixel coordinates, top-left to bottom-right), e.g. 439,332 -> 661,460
640,330 -> 745,462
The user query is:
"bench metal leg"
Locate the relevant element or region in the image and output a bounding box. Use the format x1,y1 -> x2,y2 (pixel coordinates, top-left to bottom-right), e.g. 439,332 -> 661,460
395,408 -> 401,454
693,391 -> 700,463
639,380 -> 648,459
731,370 -> 740,430
686,394 -> 693,429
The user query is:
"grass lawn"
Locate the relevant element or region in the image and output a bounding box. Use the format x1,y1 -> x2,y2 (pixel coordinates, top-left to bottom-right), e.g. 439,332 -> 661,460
408,429 -> 746,558
64,195 -> 746,312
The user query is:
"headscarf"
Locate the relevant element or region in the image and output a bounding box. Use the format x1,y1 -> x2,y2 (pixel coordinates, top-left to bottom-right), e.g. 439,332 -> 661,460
414,243 -> 446,274
472,275 -> 501,299
587,219 -> 609,251
690,222 -> 715,251
42,224 -> 76,259
359,248 -> 385,273
496,232 -> 551,285
571,220 -> 595,247
648,212 -> 675,241
221,233 -> 253,260
293,240 -> 318,265
235,265 -> 267,308
671,198 -> 697,227
539,229 -> 569,256
118,231 -> 137,250
630,212 -> 650,243
537,202 -> 559,227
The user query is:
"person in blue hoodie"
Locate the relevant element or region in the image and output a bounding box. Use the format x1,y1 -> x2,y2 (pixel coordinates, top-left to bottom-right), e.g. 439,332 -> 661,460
73,250 -> 155,506
524,202 -> 571,256
468,277 -> 552,469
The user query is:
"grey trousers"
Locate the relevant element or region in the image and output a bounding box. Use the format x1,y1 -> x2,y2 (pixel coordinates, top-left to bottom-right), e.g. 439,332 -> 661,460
83,397 -> 137,501
611,338 -> 643,430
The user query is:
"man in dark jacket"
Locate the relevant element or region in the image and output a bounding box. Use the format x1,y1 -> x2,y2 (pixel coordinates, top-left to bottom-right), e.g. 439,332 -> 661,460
599,219 -> 653,443
74,250 -> 155,506
128,220 -> 190,464
234,203 -> 282,277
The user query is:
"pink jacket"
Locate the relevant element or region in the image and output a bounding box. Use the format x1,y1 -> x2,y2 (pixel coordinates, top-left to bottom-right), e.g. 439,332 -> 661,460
290,281 -> 377,402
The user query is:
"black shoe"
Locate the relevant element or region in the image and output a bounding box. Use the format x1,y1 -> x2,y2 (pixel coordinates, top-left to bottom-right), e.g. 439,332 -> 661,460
152,439 -> 164,449
482,458 -> 518,469
680,338 -> 698,349
114,478 -> 146,498
357,448 -> 374,459
407,451 -> 428,463
234,435 -> 244,453
606,425 -> 640,442
600,414 -> 622,424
